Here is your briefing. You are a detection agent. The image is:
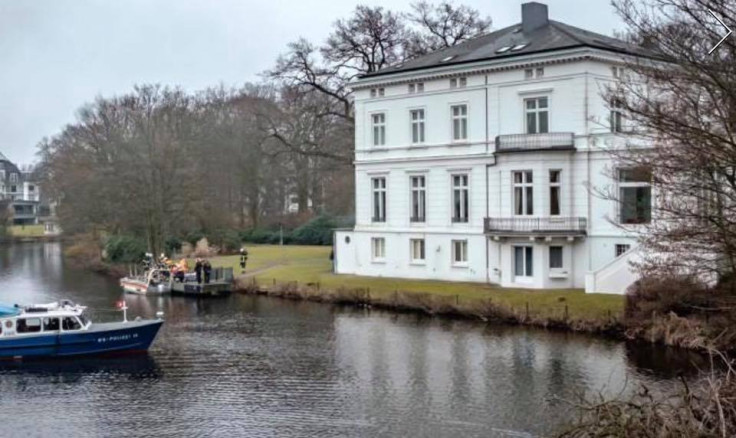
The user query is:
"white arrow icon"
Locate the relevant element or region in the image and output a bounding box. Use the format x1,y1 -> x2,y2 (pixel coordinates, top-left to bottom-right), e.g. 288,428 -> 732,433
709,9 -> 733,54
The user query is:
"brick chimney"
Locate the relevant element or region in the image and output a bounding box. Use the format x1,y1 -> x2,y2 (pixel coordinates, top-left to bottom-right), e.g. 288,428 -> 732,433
522,2 -> 549,34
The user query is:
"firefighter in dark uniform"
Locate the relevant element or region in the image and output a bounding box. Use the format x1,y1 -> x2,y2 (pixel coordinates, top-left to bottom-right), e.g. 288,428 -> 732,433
239,247 -> 248,274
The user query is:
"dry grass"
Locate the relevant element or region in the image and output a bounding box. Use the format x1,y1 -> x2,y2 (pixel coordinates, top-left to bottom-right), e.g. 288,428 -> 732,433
624,277 -> 736,351
558,352 -> 736,437
8,224 -> 45,237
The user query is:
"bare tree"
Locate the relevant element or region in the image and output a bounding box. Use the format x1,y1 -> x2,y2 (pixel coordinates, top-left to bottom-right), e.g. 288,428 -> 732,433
405,1 -> 492,57
604,0 -> 736,283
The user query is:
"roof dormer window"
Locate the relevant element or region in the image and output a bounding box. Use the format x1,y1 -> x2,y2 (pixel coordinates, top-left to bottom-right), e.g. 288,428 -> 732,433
496,46 -> 511,53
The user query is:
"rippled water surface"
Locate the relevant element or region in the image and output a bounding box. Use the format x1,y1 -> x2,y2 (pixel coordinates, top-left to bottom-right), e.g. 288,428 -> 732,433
0,243 -> 704,437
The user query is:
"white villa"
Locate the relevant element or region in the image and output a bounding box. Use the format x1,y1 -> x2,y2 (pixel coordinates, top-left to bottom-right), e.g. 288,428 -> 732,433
334,2 -> 655,295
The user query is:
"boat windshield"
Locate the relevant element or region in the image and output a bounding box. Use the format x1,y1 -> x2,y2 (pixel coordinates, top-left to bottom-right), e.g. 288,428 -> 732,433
78,314 -> 90,327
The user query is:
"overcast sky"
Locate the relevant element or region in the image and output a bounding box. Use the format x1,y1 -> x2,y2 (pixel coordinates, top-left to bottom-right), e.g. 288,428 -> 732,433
0,0 -> 624,164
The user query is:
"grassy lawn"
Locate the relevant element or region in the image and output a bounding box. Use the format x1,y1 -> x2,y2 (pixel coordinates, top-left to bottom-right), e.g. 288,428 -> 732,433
8,224 -> 45,237
209,244 -> 624,323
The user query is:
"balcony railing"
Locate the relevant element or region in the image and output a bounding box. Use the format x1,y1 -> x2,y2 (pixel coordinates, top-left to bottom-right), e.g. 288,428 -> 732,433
495,132 -> 575,152
484,217 -> 587,235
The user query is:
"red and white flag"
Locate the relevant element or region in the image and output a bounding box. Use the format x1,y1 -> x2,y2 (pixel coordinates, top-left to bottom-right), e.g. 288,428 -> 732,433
116,300 -> 126,309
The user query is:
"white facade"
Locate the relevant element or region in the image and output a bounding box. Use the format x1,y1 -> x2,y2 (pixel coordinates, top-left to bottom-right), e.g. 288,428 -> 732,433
334,6 -> 651,294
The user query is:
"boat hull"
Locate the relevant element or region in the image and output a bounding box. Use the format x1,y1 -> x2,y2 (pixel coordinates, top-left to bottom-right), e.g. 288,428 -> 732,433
0,320 -> 163,360
120,278 -> 170,295
171,280 -> 232,297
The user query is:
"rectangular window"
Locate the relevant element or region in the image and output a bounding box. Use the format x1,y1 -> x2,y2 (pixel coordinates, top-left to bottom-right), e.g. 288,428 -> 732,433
525,97 -> 549,134
618,168 -> 652,224
452,174 -> 469,223
452,240 -> 468,264
372,113 -> 386,146
615,244 -> 631,257
610,98 -> 623,133
9,173 -> 17,183
378,88 -> 385,96
370,89 -> 377,98
410,109 -> 425,144
372,237 -> 386,260
62,317 -> 82,331
459,77 -> 467,87
549,246 -> 563,269
612,66 -> 624,78
549,170 -> 561,216
451,104 -> 468,141
43,317 -> 60,331
535,68 -> 544,78
409,82 -> 424,93
371,177 -> 387,222
514,246 -> 533,277
524,69 -> 534,79
16,318 -> 42,334
513,171 -> 534,216
410,239 -> 426,262
450,78 -> 457,88
410,175 -> 426,222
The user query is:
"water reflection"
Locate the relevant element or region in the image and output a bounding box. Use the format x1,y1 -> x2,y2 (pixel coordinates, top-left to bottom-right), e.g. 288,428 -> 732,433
0,354 -> 161,380
0,243 -> 705,437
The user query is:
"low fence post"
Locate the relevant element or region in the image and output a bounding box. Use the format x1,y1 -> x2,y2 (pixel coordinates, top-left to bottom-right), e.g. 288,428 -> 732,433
564,304 -> 569,321
456,294 -> 459,306
525,301 -> 530,320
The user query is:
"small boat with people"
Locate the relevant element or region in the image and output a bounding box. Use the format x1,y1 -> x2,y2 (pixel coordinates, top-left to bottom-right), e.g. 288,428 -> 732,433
119,253 -> 172,295
0,300 -> 163,360
120,253 -> 233,297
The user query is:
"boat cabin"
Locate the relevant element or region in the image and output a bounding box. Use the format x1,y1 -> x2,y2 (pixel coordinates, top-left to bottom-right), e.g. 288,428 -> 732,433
0,301 -> 90,338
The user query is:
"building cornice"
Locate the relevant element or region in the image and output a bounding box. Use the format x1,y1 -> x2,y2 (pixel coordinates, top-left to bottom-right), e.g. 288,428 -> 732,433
352,48 -> 633,91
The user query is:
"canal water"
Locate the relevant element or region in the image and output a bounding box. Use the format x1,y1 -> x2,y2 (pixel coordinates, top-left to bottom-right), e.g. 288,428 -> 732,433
0,243 -> 704,437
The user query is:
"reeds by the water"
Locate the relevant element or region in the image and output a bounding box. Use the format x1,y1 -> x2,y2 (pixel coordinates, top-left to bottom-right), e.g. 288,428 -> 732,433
234,277 -> 623,335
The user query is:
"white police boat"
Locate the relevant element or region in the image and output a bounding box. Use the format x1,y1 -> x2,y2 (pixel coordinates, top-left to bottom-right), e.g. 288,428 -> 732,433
0,300 -> 163,360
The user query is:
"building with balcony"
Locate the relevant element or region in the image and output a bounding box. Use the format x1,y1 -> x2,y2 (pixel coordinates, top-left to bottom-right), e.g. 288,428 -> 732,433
333,2 -> 654,294
0,152 -> 41,225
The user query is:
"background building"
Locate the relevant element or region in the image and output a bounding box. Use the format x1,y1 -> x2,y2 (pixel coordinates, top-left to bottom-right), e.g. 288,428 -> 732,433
334,2 -> 653,295
0,152 -> 41,225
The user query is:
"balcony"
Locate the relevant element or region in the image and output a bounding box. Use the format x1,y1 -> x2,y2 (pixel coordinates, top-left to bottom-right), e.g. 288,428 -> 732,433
495,132 -> 575,153
484,217 -> 587,236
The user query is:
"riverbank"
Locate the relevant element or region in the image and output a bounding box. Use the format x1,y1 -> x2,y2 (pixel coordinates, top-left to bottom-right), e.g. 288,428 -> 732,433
63,242 -> 735,351
212,245 -> 626,336
0,225 -> 63,243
